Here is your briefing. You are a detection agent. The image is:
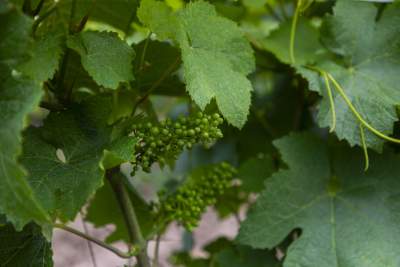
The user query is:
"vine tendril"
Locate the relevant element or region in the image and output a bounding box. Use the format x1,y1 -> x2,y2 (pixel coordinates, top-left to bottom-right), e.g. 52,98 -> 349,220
359,123 -> 369,171
289,0 -> 302,64
322,72 -> 336,132
306,66 -> 400,147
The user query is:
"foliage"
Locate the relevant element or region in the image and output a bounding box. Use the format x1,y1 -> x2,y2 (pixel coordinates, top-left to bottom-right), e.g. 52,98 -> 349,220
1,0 -> 400,266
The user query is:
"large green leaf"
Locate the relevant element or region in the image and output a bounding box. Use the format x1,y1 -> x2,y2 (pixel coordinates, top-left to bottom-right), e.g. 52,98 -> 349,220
238,132 -> 400,267
138,0 -> 255,128
67,31 -> 135,89
299,1 -> 400,151
0,3 -> 49,229
0,223 -> 53,267
0,68 -> 49,230
20,98 -> 111,221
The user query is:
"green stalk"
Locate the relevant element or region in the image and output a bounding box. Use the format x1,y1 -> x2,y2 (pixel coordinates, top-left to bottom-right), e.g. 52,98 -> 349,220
108,171 -> 151,267
289,0 -> 302,64
54,223 -> 136,259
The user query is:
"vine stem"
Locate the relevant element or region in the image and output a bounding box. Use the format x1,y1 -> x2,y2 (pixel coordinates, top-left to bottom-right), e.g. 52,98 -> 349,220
53,223 -> 136,259
152,234 -> 162,267
107,171 -> 151,267
80,213 -> 98,267
289,0 -> 302,64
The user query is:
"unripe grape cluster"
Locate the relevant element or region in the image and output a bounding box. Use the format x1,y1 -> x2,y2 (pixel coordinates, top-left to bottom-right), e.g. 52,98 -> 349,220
132,112 -> 223,173
156,162 -> 237,230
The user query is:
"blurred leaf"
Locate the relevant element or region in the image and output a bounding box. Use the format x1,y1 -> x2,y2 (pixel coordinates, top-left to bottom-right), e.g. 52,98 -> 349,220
0,1 -> 51,231
134,40 -> 184,96
0,222 -> 53,267
215,244 -> 280,267
262,17 -> 326,65
19,28 -> 65,83
238,155 -> 275,193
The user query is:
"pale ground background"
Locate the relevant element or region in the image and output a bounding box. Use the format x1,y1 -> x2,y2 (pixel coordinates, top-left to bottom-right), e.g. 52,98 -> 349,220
53,208 -> 240,267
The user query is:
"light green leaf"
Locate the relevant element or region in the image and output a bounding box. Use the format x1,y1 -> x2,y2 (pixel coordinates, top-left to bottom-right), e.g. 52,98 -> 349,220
137,0 -> 177,40
238,132 -> 400,267
67,31 -> 135,89
101,136 -> 137,170
177,1 -> 254,128
20,97 -> 111,221
0,223 -> 53,267
18,29 -> 64,83
138,0 -> 255,128
299,1 -> 400,151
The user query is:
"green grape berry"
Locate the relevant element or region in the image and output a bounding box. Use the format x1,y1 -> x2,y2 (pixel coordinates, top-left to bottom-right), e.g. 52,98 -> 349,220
156,162 -> 237,231
131,112 -> 224,174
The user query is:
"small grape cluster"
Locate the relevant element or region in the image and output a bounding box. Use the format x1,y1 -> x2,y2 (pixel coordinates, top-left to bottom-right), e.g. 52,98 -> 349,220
157,162 -> 237,230
132,112 -> 223,173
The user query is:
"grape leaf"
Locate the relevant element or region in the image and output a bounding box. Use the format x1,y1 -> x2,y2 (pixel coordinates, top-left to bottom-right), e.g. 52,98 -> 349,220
137,0 -> 177,40
262,18 -> 326,65
0,67 -> 50,230
0,223 -> 53,267
215,245 -> 280,267
238,132 -> 400,267
55,0 -> 138,33
86,179 -> 155,243
20,97 -> 111,221
84,0 -> 138,32
177,1 -> 254,128
101,136 -> 137,170
67,31 -> 135,89
138,0 -> 255,128
299,1 -> 400,151
133,40 -> 184,96
238,155 -> 275,193
0,4 -> 32,66
18,29 -> 64,83
0,5 -> 50,228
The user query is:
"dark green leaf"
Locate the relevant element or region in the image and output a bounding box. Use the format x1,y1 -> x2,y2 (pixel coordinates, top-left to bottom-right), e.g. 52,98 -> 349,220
20,97 -> 111,221
0,223 -> 53,267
